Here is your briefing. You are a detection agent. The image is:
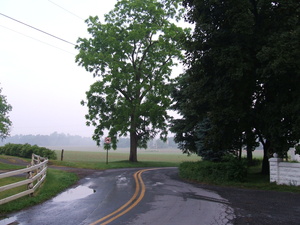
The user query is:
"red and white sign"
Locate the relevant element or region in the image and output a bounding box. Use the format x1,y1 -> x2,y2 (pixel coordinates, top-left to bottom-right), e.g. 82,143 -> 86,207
104,137 -> 111,144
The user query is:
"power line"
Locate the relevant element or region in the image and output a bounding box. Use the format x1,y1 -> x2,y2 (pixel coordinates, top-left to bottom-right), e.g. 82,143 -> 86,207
48,0 -> 85,21
0,12 -> 76,46
0,24 -> 75,55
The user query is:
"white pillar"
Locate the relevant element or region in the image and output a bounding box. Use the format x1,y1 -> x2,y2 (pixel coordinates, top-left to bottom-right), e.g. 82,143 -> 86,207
269,153 -> 283,183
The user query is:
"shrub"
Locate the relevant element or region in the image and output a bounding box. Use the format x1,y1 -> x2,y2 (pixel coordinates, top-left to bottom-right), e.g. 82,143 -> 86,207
179,158 -> 247,183
0,143 -> 57,160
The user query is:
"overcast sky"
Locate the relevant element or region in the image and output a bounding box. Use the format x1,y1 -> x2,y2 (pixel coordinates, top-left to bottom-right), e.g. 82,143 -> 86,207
1,0 -> 187,138
0,0 -> 120,137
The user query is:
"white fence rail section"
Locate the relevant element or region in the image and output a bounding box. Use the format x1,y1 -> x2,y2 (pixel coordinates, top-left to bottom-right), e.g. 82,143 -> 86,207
0,154 -> 48,205
269,153 -> 300,186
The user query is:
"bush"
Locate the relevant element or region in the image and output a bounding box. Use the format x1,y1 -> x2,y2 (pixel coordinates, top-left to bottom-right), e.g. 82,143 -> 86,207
179,158 -> 247,183
0,143 -> 57,160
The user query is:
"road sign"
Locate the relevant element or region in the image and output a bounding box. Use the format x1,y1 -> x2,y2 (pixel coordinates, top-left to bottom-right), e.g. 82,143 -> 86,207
105,137 -> 111,144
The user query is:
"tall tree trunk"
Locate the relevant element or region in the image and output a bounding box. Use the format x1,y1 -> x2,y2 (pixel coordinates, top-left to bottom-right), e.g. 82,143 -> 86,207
129,130 -> 138,162
129,114 -> 138,162
257,132 -> 270,175
238,146 -> 242,161
246,129 -> 254,165
246,145 -> 253,165
261,139 -> 270,175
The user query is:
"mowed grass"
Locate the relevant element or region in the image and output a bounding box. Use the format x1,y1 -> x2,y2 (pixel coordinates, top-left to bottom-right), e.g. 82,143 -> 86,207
0,165 -> 77,217
51,148 -> 199,169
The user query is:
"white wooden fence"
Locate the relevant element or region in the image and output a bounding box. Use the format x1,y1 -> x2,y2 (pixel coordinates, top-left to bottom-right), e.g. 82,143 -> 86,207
0,154 -> 48,205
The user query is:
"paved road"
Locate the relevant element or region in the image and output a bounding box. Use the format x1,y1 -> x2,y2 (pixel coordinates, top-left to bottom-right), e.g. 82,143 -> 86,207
0,168 -> 234,225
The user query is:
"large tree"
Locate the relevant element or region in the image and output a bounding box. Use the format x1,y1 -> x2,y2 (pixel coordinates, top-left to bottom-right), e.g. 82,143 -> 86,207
75,0 -> 189,162
0,86 -> 12,140
172,0 -> 300,173
172,0 -> 258,159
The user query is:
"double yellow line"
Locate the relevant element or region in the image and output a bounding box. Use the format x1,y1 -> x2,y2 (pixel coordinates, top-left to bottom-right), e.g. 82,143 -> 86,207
90,168 -> 158,225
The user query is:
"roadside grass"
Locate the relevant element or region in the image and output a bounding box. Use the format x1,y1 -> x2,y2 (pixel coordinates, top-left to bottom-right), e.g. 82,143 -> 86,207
180,159 -> 300,193
52,160 -> 181,169
240,163 -> 300,193
0,165 -> 77,217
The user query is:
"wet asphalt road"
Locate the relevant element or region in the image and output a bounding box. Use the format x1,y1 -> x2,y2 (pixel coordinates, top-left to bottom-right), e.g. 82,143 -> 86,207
0,168 -> 233,225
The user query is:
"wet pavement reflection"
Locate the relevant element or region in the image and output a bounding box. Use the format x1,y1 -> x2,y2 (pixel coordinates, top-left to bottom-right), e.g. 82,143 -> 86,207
52,184 -> 95,202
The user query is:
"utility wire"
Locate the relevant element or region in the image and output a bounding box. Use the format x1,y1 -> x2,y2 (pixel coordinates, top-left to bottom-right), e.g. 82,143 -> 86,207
0,24 -> 75,55
48,0 -> 85,21
0,12 -> 76,46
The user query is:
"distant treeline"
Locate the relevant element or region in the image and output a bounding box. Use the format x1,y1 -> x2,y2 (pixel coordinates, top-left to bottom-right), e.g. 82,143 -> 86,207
0,132 -> 94,147
0,132 -> 178,149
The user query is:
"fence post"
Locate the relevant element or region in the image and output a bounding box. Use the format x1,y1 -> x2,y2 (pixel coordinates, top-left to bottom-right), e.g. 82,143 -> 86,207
61,149 -> 64,161
269,153 -> 283,184
27,156 -> 34,196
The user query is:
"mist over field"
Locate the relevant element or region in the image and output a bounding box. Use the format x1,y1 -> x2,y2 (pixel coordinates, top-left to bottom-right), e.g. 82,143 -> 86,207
0,132 -> 179,152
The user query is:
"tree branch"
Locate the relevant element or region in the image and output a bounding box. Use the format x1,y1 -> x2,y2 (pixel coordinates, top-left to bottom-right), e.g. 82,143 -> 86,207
116,87 -> 132,102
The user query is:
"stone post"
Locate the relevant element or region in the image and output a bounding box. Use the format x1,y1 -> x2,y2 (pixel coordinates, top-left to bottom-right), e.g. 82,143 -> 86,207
269,153 -> 283,184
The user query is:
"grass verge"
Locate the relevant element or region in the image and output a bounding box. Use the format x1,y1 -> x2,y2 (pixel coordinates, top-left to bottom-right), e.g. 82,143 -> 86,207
179,159 -> 300,193
51,159 -> 181,169
0,167 -> 78,217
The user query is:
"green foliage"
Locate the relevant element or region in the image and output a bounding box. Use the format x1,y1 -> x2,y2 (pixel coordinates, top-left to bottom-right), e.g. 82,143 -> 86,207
0,143 -> 57,160
179,159 -> 247,183
0,86 -> 12,140
172,0 -> 300,173
75,0 -> 190,162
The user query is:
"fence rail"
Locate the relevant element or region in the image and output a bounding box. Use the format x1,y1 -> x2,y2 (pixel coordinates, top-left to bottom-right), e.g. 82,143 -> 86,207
0,154 -> 48,205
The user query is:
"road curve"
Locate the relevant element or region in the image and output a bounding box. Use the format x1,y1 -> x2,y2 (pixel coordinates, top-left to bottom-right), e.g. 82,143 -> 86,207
0,168 -> 234,225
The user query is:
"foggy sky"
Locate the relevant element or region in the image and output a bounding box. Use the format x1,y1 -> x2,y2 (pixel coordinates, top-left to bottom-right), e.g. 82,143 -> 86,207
1,0 -> 117,137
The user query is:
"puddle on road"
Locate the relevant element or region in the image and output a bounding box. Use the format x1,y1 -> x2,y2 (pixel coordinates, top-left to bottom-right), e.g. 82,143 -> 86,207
0,216 -> 19,225
52,185 -> 95,202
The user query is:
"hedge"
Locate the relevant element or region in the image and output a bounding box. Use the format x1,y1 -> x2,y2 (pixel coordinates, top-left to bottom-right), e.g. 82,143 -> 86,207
0,143 -> 57,160
179,158 -> 247,183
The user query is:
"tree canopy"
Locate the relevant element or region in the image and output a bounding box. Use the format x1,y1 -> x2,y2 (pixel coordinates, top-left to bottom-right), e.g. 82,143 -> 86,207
171,0 -> 300,173
75,0 -> 189,162
0,86 -> 12,140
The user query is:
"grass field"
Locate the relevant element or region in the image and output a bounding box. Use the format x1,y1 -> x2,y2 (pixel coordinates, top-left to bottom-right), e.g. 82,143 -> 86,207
52,147 -> 200,164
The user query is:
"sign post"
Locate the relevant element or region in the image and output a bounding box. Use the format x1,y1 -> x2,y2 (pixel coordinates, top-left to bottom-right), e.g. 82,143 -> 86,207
104,137 -> 111,164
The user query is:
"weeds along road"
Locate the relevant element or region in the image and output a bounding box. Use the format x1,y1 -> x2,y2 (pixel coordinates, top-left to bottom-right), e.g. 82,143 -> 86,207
1,168 -> 233,225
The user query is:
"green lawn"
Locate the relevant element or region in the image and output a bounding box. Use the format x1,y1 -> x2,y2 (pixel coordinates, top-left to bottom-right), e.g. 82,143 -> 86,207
53,148 -> 199,167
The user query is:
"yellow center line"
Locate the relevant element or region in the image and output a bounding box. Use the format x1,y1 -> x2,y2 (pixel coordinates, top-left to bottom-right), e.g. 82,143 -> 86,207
90,168 -> 159,225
